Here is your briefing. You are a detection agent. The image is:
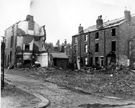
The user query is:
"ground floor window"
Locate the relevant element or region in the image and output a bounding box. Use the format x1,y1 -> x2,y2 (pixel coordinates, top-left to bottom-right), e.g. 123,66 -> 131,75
85,57 -> 88,65
95,57 -> 99,65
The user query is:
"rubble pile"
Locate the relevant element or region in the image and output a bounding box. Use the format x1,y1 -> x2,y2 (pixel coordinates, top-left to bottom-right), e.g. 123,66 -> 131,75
95,69 -> 135,97
17,66 -> 135,98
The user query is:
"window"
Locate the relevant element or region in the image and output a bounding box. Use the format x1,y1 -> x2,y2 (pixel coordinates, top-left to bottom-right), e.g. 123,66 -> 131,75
10,36 -> 13,48
84,34 -> 88,41
10,51 -> 12,62
112,41 -> 116,51
95,32 -> 99,39
84,44 -> 88,53
95,43 -> 99,52
100,57 -> 104,67
95,57 -> 99,65
112,29 -> 116,36
74,45 -> 77,53
85,57 -> 88,65
25,44 -> 29,51
74,37 -> 77,44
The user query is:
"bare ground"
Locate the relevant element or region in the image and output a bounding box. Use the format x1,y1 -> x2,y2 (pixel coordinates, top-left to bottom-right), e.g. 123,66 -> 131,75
5,67 -> 135,100
1,82 -> 41,108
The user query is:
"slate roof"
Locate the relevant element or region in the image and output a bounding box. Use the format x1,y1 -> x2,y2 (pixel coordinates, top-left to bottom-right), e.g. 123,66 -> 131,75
50,53 -> 68,59
73,14 -> 135,36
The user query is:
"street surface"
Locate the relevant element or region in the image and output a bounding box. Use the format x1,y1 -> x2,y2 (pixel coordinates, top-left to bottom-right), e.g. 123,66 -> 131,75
5,71 -> 135,108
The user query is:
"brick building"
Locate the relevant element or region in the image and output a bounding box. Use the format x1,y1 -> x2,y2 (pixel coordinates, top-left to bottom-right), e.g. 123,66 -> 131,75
72,10 -> 135,69
5,15 -> 47,68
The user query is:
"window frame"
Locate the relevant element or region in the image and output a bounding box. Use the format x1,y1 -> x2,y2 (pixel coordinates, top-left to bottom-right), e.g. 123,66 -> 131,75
95,43 -> 99,52
84,34 -> 88,41
85,57 -> 88,65
74,37 -> 77,44
112,28 -> 116,36
84,44 -> 88,53
95,32 -> 99,40
111,41 -> 116,51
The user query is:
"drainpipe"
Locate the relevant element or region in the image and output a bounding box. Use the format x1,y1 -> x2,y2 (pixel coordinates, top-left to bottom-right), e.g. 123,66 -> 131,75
104,29 -> 106,69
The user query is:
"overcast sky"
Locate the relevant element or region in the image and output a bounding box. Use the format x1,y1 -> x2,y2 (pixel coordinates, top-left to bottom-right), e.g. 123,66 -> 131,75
0,0 -> 135,45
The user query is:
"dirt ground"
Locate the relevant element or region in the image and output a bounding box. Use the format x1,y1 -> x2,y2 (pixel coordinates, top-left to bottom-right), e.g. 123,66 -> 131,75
1,82 -> 41,108
5,67 -> 135,100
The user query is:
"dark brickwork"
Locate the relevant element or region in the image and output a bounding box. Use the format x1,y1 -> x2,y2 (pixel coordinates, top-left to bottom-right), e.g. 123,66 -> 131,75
72,11 -> 135,68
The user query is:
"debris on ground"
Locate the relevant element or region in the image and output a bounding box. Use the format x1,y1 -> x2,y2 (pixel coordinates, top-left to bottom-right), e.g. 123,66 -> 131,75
6,67 -> 135,99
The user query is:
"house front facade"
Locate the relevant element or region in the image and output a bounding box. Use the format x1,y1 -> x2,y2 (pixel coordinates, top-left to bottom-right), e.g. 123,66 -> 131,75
72,10 -> 135,69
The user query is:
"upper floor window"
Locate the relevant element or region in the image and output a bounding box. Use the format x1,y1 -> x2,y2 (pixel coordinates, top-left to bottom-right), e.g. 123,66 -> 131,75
84,44 -> 88,53
95,43 -> 99,52
74,37 -> 77,44
74,45 -> 77,53
84,34 -> 88,41
111,41 -> 116,51
112,29 -> 116,36
95,32 -> 99,39
10,36 -> 13,48
25,44 -> 30,51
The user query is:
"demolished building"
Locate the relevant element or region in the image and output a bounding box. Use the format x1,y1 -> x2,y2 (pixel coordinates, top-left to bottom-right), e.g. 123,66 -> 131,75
5,15 -> 48,68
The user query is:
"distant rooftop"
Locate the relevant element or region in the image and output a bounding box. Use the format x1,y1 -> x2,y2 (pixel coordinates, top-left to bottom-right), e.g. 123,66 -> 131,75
50,53 -> 68,59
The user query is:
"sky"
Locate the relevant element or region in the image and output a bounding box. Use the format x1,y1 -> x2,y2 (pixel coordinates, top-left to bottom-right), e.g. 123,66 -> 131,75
0,0 -> 135,45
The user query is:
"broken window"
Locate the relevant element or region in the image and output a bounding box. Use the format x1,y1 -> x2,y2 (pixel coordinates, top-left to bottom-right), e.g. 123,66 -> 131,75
95,32 -> 99,39
112,41 -> 116,51
112,28 -> 116,36
25,44 -> 29,51
95,43 -> 99,52
84,44 -> 88,53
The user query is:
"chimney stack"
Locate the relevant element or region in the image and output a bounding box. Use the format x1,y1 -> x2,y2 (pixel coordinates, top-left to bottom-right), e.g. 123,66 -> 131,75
26,15 -> 34,21
64,39 -> 67,46
124,9 -> 131,22
78,24 -> 83,33
96,15 -> 103,29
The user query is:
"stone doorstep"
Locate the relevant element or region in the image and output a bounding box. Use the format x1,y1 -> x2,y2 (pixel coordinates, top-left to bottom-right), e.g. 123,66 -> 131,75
4,79 -> 50,108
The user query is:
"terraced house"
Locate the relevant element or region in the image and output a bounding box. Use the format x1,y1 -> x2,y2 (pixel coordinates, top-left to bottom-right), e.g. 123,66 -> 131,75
72,10 -> 135,69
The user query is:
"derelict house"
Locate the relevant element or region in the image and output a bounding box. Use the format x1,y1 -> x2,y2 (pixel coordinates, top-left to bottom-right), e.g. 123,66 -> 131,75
5,15 -> 48,68
72,10 -> 135,69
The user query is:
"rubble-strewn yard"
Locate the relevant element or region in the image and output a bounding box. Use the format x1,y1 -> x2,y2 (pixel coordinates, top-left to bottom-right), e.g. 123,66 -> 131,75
6,67 -> 135,99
